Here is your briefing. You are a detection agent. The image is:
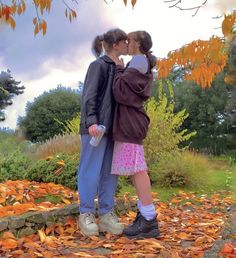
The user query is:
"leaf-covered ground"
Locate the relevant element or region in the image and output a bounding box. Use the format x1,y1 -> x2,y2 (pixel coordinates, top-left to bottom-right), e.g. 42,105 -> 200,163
0,180 -> 78,217
0,180 -> 235,257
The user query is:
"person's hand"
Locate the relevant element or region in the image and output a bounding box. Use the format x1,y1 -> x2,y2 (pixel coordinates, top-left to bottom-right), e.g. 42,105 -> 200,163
114,57 -> 124,67
88,124 -> 100,137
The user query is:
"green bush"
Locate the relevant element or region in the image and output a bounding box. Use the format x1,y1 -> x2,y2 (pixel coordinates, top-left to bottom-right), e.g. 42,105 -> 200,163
25,153 -> 79,190
150,151 -> 209,188
0,131 -> 28,160
59,113 -> 80,135
0,150 -> 30,182
116,176 -> 132,194
144,90 -> 196,165
18,87 -> 81,142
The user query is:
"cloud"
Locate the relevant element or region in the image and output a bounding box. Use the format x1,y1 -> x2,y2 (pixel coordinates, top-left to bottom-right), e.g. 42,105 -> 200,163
0,0 -> 118,129
215,0 -> 236,13
0,0 -> 226,129
0,1 -> 113,81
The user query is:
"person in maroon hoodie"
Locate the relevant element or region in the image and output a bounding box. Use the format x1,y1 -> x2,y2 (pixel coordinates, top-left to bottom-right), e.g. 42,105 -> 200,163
111,31 -> 160,239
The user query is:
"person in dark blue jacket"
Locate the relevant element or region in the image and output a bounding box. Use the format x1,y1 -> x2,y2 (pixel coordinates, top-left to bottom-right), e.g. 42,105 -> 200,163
78,28 -> 128,236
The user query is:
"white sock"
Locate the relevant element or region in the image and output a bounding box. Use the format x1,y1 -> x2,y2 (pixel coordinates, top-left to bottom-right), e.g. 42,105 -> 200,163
137,199 -> 142,211
140,203 -> 156,221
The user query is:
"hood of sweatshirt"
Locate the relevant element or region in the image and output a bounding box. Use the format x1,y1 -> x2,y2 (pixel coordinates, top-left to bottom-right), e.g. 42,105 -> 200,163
120,67 -> 153,100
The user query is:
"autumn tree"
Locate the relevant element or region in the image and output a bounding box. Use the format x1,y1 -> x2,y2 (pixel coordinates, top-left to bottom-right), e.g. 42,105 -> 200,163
1,1 -> 236,87
0,70 -> 25,121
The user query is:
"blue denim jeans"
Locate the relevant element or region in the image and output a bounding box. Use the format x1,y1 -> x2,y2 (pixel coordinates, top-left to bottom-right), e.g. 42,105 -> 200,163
77,135 -> 118,215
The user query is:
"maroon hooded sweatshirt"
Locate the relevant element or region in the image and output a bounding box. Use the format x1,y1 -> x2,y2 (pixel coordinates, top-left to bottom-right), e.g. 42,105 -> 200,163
112,65 -> 153,145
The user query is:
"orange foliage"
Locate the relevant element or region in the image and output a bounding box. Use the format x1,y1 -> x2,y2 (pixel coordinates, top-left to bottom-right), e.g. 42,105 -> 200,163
1,1 -> 236,88
0,0 -> 76,36
222,12 -> 236,38
157,37 -> 227,89
157,11 -> 236,89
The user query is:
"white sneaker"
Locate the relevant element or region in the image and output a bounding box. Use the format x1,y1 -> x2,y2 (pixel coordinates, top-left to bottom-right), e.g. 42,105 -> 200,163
98,210 -> 124,235
78,213 -> 99,236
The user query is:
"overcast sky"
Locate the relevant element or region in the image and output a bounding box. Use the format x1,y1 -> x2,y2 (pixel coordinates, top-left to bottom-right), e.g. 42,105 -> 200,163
0,0 -> 235,129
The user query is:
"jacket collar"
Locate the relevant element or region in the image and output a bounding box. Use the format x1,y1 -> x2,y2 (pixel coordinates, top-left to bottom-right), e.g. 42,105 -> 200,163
100,55 -> 115,64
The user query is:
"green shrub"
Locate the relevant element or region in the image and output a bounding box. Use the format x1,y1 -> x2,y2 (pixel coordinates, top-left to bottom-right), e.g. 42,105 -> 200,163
18,87 -> 81,142
25,153 -> 79,190
0,150 -> 30,182
150,151 -> 209,188
58,113 -> 80,135
144,94 -> 196,165
116,176 -> 132,194
0,131 -> 28,160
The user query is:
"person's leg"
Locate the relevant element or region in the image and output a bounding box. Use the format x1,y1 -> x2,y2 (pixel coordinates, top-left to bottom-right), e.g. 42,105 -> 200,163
97,138 -> 118,215
78,135 -> 107,214
97,138 -> 123,234
132,172 -> 153,206
123,171 -> 159,239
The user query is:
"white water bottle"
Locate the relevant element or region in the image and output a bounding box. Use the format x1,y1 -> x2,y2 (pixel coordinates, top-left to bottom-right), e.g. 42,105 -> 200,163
90,125 -> 106,147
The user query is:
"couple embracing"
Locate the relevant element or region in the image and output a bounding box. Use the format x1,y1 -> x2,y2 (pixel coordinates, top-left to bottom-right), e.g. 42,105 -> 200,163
77,28 -> 160,239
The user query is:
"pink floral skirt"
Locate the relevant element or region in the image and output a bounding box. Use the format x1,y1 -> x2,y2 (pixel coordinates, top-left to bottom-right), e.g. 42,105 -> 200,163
111,141 -> 148,176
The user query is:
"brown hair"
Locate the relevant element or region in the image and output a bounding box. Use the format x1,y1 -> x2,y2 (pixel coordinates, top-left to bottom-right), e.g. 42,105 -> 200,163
131,30 -> 157,69
92,28 -> 127,57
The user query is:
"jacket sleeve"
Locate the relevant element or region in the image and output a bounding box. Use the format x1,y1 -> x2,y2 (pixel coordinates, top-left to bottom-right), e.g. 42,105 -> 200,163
83,61 -> 104,127
112,66 -> 141,108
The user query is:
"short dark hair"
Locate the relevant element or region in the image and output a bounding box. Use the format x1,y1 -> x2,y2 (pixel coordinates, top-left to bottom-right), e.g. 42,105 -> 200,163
92,29 -> 127,57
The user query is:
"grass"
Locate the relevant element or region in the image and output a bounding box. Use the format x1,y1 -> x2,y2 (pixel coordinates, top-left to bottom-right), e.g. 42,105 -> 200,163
32,133 -> 81,159
118,154 -> 236,202
35,194 -> 63,204
1,131 -> 235,203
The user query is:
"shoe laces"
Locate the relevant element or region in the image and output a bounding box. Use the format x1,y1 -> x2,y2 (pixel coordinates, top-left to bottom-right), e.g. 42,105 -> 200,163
84,213 -> 96,225
107,210 -> 119,223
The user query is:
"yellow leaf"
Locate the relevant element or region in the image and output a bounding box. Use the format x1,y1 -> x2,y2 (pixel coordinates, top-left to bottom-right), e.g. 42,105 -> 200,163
73,252 -> 93,257
46,155 -> 53,160
44,236 -> 58,248
71,10 -> 77,19
34,0 -> 40,6
34,23 -> 39,36
38,229 -> 46,243
17,5 -> 22,15
22,0 -> 26,12
177,232 -> 190,240
0,197 -> 6,204
46,0 -> 51,11
33,17 -> 37,25
131,0 -> 137,7
10,3 -> 17,14
62,198 -> 71,205
56,161 -> 65,166
41,20 -> 47,35
136,239 -> 164,249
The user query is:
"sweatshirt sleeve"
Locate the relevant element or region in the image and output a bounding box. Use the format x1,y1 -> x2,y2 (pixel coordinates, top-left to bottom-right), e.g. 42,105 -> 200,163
112,66 -> 142,108
83,61 -> 104,127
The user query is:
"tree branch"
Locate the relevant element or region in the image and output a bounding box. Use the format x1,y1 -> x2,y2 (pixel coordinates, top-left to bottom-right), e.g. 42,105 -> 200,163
164,0 -> 208,17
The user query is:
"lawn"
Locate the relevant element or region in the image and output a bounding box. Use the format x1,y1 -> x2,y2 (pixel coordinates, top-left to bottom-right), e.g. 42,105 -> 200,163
118,156 -> 236,202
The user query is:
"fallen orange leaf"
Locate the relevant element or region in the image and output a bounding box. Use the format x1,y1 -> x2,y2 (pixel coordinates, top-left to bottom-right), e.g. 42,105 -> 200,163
1,238 -> 18,250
